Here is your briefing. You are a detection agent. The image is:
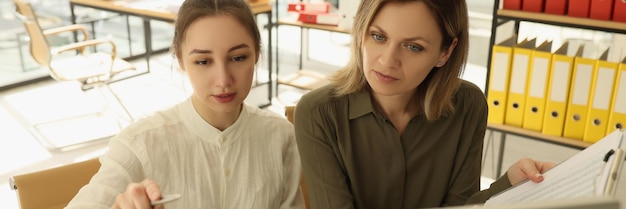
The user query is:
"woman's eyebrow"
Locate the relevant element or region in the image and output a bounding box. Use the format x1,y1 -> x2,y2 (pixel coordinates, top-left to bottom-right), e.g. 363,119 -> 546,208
369,25 -> 431,44
188,43 -> 251,55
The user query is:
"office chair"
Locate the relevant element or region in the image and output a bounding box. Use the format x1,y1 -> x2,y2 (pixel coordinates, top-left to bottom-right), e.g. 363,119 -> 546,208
285,105 -> 311,209
13,0 -> 136,151
9,158 -> 101,209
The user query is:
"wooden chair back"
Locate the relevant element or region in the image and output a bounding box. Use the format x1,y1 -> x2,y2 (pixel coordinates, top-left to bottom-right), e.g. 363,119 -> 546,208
13,0 -> 52,66
9,158 -> 101,209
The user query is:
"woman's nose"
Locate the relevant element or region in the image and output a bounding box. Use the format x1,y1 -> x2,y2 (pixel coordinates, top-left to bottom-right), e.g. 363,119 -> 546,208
214,63 -> 233,87
378,45 -> 400,68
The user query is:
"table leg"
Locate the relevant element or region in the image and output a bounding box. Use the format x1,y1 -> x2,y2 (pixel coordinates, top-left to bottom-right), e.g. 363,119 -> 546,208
69,3 -> 78,42
142,18 -> 152,72
267,11 -> 273,106
126,16 -> 133,56
299,28 -> 304,70
16,33 -> 27,72
274,0 -> 280,97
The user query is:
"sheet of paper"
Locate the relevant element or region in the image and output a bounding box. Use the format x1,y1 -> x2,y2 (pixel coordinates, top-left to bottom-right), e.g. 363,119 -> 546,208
485,129 -> 624,205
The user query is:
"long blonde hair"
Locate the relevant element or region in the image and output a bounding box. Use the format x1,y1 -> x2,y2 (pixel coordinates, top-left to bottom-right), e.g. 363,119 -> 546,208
328,0 -> 469,121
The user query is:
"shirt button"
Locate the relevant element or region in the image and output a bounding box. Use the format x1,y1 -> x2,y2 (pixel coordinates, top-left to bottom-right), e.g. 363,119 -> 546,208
225,169 -> 231,176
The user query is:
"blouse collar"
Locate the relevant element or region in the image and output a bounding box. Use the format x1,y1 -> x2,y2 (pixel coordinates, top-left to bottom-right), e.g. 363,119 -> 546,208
348,89 -> 375,120
180,98 -> 249,146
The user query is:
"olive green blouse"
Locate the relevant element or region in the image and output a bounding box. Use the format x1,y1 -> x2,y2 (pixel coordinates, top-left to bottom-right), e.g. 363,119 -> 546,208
294,80 -> 511,209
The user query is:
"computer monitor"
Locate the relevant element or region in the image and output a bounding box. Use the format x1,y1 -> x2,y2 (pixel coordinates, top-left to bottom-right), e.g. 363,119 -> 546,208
427,196 -> 620,209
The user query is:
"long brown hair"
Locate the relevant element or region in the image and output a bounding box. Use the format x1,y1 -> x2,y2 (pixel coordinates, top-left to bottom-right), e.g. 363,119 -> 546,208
328,0 -> 469,121
171,0 -> 261,62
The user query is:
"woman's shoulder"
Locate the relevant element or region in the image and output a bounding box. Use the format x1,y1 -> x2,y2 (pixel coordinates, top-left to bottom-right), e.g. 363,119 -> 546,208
453,80 -> 487,111
454,80 -> 486,99
457,80 -> 484,94
245,103 -> 293,127
243,104 -> 295,144
297,83 -> 344,110
117,102 -> 183,139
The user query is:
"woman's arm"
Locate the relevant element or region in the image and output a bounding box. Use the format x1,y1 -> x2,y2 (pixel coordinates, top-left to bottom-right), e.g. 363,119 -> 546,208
65,135 -> 145,209
294,95 -> 355,209
444,85 -> 489,206
466,159 -> 555,204
280,125 -> 306,209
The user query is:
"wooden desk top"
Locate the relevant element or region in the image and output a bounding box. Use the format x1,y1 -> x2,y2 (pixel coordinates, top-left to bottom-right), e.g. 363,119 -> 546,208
488,123 -> 592,149
278,18 -> 351,34
70,0 -> 272,22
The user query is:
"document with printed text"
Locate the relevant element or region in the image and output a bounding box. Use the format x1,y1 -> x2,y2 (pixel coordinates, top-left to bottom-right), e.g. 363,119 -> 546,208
485,129 -> 624,205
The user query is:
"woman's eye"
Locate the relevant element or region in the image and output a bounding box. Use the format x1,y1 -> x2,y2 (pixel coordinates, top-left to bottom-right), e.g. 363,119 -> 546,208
232,55 -> 248,62
195,60 -> 210,65
404,43 -> 423,52
371,33 -> 385,42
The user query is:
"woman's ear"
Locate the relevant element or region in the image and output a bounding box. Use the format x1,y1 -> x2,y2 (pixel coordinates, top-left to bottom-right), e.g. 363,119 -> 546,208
438,38 -> 458,66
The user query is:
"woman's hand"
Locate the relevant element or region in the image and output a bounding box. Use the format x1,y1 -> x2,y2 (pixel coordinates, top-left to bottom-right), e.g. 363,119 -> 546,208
111,179 -> 164,209
507,157 -> 556,186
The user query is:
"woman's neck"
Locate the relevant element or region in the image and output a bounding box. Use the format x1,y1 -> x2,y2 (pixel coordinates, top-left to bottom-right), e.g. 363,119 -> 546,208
191,97 -> 241,131
370,91 -> 417,120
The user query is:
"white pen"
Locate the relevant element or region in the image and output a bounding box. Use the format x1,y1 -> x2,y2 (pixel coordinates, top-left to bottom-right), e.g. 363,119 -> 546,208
150,194 -> 182,206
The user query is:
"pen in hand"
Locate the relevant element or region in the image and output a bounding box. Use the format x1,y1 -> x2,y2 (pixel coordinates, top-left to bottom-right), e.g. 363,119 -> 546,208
150,194 -> 182,206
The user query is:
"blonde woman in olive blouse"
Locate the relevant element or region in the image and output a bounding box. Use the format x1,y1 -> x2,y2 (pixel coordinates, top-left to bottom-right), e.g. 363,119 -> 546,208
293,0 -> 555,208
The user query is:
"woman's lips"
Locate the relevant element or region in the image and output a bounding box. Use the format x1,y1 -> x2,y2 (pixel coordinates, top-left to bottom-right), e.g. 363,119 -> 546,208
214,93 -> 236,103
375,71 -> 398,82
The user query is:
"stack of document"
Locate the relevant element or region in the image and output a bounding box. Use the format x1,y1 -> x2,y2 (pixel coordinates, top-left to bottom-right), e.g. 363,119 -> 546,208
485,129 -> 624,205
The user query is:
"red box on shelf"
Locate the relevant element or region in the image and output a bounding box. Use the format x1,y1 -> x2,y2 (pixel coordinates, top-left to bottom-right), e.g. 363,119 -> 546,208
523,0 -> 545,12
545,0 -> 568,15
287,2 -> 330,13
503,0 -> 522,10
298,12 -> 340,26
613,0 -> 626,23
589,0 -> 614,20
568,0 -> 591,18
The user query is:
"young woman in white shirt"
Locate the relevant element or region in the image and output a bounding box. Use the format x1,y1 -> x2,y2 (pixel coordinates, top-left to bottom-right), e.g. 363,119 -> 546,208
65,0 -> 304,208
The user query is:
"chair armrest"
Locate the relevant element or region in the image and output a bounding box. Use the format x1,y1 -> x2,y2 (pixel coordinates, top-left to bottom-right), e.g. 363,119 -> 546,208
44,24 -> 90,42
52,38 -> 117,59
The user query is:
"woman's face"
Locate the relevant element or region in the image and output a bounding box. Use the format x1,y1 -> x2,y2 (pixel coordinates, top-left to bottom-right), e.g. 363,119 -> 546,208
180,15 -> 256,114
362,1 -> 451,98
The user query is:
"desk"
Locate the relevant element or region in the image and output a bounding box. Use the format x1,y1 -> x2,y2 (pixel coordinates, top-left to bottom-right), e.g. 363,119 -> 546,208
487,123 -> 591,177
68,0 -> 273,107
275,18 -> 350,96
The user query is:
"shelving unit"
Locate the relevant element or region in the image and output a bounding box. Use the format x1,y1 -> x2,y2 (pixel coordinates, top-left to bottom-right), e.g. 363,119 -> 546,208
485,0 -> 626,177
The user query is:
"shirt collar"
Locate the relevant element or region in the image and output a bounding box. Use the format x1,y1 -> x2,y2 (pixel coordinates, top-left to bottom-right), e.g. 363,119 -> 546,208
348,89 -> 375,120
348,88 -> 426,120
180,97 -> 248,146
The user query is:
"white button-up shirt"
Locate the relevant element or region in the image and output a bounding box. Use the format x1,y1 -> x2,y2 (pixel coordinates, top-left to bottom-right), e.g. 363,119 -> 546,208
66,98 -> 304,209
